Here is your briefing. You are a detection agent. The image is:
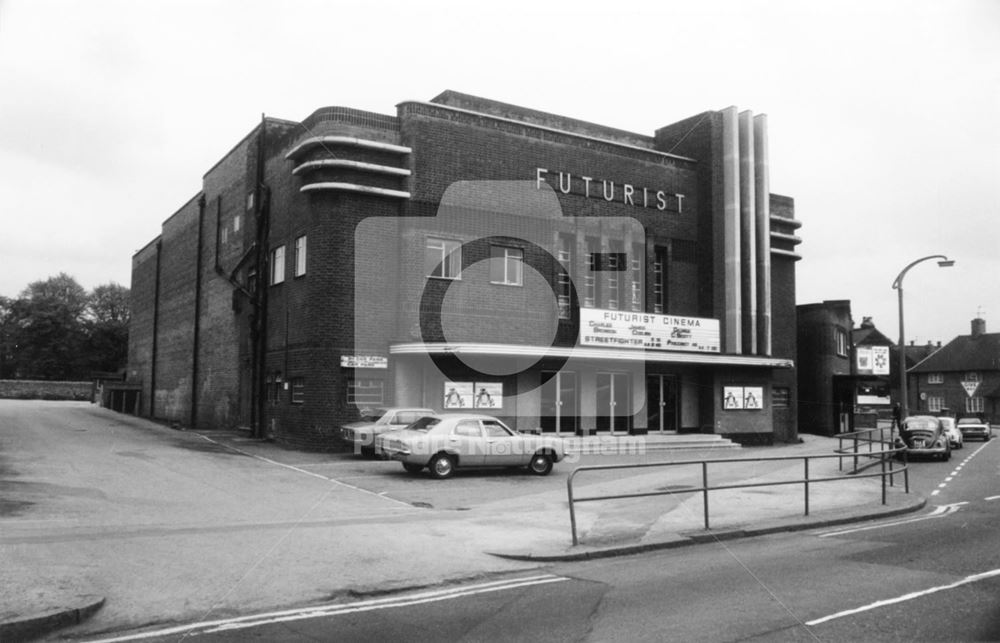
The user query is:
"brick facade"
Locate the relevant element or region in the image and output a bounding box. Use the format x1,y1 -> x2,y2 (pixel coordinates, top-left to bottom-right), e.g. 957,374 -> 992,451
127,91 -> 803,447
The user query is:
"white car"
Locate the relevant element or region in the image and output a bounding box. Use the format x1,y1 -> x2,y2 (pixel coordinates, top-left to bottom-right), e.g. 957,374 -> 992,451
957,417 -> 992,441
939,417 -> 963,450
377,414 -> 566,479
340,407 -> 435,457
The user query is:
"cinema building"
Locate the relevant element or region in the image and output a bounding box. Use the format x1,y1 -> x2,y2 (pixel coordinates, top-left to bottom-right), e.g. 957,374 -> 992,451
127,91 -> 803,448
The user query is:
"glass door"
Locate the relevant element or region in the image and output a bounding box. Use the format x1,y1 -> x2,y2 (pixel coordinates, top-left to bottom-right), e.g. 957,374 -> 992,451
540,371 -> 578,433
645,375 -> 678,432
597,372 -> 630,434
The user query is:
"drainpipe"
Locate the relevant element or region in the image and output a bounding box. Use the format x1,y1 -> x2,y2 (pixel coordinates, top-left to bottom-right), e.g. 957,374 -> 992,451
251,115 -> 271,440
191,194 -> 206,428
150,239 -> 162,418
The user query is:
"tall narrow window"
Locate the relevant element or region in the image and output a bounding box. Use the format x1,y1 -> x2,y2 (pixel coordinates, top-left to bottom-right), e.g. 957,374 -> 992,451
294,235 -> 307,277
630,243 -> 643,312
270,245 -> 286,285
584,237 -> 599,308
490,246 -> 523,285
557,234 -> 574,319
426,238 -> 461,279
835,329 -> 848,357
652,246 -> 666,314
606,240 -> 623,310
967,396 -> 984,413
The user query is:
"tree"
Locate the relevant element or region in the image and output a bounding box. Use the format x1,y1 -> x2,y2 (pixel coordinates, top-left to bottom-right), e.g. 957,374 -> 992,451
8,273 -> 89,379
84,283 -> 130,373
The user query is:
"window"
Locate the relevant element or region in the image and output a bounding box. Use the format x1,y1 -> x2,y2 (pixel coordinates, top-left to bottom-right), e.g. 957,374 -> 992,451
606,241 -> 623,310
290,377 -> 305,404
490,246 -> 523,286
927,396 -> 944,412
928,373 -> 944,384
482,420 -> 512,437
966,396 -> 984,413
557,234 -> 574,319
835,329 -> 848,357
584,237 -> 599,308
772,387 -> 791,408
454,421 -> 482,437
652,246 -> 666,314
347,378 -> 384,405
266,373 -> 282,406
221,226 -> 229,245
270,245 -> 286,285
629,243 -> 643,312
426,238 -> 461,279
294,235 -> 307,277
246,191 -> 255,211
964,372 -> 981,382
234,214 -> 241,233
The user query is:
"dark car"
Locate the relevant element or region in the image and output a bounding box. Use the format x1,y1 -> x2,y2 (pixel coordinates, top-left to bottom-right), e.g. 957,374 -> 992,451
899,415 -> 951,460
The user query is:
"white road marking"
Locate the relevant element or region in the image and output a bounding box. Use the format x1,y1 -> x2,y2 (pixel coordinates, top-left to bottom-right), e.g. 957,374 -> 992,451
193,433 -> 413,507
806,568 -> 1000,626
985,495 -> 1000,501
84,574 -> 569,642
818,503 -> 966,537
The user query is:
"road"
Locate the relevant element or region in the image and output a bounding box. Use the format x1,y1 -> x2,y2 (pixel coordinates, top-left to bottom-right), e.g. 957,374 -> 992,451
83,438 -> 1000,642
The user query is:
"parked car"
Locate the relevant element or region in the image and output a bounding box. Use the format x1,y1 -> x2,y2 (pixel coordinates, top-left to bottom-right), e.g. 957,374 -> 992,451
376,413 -> 565,479
957,417 -> 993,441
939,417 -> 963,450
340,407 -> 435,457
899,415 -> 951,460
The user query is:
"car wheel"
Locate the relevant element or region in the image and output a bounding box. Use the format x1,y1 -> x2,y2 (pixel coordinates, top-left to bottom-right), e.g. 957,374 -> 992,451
361,446 -> 375,458
528,452 -> 554,476
402,463 -> 423,474
943,450 -> 951,461
428,453 -> 455,479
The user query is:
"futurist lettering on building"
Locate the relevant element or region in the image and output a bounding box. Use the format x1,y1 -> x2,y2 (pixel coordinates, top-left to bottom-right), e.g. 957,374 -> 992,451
579,309 -> 720,353
535,168 -> 685,213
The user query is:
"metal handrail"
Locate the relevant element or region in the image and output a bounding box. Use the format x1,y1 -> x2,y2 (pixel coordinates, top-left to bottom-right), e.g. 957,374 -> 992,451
566,435 -> 908,546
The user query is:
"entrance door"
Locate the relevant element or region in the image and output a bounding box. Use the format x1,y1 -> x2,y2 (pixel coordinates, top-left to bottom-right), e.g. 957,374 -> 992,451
540,371 -> 578,433
646,375 -> 679,432
597,372 -> 630,434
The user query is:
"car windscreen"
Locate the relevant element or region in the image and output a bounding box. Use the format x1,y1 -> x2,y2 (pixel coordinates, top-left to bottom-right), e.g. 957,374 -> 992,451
404,417 -> 440,432
903,418 -> 938,432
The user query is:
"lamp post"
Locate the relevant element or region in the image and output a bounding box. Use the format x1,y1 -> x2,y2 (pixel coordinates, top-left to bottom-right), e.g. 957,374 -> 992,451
892,254 -> 955,420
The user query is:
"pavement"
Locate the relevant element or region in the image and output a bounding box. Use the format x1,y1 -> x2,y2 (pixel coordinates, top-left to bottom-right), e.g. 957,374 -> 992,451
1,422 -> 925,642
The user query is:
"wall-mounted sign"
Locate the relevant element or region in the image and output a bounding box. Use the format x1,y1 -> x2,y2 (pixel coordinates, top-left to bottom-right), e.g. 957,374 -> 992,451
535,168 -> 686,213
340,355 -> 388,369
444,381 -> 503,409
856,346 -> 890,375
962,381 -> 981,397
723,386 -> 764,410
580,309 -> 720,353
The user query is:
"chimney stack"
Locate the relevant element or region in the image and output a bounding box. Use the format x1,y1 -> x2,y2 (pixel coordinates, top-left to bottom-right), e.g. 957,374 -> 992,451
971,317 -> 986,337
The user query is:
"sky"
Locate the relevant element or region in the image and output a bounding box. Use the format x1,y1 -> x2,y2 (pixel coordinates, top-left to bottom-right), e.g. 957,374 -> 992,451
1,0 -> 997,345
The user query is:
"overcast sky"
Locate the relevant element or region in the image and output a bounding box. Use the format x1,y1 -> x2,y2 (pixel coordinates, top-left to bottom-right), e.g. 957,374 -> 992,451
1,0 -> 997,345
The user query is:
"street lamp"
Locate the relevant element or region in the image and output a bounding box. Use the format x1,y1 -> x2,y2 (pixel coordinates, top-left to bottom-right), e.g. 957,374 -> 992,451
892,254 -> 955,420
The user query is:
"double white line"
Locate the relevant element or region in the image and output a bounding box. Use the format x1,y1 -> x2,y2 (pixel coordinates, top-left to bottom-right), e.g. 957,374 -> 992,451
87,574 -> 568,642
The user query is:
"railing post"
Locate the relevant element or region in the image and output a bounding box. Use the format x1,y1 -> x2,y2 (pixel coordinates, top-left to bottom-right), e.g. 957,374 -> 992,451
702,461 -> 710,530
904,450 -> 910,494
567,472 -> 578,546
853,434 -> 858,473
804,457 -> 810,516
881,455 -> 887,505
838,435 -> 843,472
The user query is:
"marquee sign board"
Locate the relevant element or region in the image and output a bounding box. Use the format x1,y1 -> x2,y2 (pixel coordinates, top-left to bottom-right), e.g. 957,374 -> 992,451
580,309 -> 721,353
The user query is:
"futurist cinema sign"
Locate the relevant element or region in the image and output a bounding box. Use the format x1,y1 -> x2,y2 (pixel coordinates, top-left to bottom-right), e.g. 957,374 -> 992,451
580,309 -> 720,353
536,168 -> 686,213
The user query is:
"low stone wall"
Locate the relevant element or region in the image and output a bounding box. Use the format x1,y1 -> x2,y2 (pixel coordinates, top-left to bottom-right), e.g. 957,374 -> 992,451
0,379 -> 92,401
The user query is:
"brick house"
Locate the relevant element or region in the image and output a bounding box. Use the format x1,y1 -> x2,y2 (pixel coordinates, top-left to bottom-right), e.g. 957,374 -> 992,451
909,318 -> 1000,422
127,91 -> 803,448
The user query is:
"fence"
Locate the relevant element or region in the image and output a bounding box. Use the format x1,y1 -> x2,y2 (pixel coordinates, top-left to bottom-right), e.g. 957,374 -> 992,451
565,429 -> 907,546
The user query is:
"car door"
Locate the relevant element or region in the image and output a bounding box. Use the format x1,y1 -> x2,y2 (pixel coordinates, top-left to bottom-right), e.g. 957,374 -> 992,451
481,419 -> 523,466
448,420 -> 486,467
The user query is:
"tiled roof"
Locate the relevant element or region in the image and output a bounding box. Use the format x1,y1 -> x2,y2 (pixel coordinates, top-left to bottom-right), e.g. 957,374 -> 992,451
853,326 -> 893,346
910,332 -> 1000,372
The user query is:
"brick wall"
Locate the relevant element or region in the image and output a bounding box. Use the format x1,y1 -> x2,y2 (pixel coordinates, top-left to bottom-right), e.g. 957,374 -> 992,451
0,380 -> 92,400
